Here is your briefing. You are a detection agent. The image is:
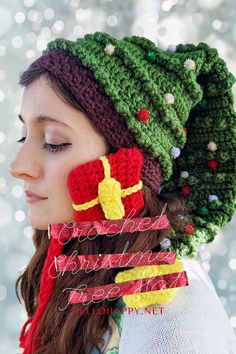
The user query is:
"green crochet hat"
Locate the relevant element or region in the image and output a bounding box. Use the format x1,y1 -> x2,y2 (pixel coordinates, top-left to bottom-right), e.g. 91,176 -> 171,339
39,31 -> 236,258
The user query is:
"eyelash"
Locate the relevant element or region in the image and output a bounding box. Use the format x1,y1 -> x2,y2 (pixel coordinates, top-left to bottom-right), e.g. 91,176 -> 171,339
16,137 -> 71,154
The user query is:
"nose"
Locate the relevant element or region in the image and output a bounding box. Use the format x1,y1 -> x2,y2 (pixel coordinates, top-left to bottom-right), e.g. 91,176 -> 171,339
8,147 -> 41,180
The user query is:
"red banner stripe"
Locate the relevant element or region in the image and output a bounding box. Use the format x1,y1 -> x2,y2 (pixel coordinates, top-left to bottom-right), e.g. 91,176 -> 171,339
69,271 -> 189,303
49,215 -> 170,240
55,251 -> 177,271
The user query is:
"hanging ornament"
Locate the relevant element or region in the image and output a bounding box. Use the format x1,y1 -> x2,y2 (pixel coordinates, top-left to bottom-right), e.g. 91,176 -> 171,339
164,93 -> 175,105
208,195 -> 219,203
167,44 -> 177,52
208,160 -> 218,169
199,99 -> 207,108
146,51 -> 158,63
183,127 -> 187,134
104,43 -> 116,56
184,224 -> 196,234
181,185 -> 191,197
170,146 -> 181,159
136,108 -> 151,123
207,141 -> 218,152
199,207 -> 209,216
180,171 -> 189,179
184,59 -> 196,70
160,238 -> 172,249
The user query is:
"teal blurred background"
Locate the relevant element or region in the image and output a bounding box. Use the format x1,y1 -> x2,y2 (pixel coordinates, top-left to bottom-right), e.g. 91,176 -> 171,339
0,0 -> 236,353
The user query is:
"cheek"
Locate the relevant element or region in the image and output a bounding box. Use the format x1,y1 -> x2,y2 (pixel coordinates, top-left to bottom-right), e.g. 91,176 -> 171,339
47,162 -> 72,201
51,167 -> 75,219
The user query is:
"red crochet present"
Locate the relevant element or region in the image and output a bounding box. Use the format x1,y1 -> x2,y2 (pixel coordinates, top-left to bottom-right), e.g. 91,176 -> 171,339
67,146 -> 145,221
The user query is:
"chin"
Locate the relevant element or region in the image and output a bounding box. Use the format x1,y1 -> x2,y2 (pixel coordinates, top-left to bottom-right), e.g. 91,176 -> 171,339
30,222 -> 48,231
27,208 -> 74,230
27,216 -> 48,230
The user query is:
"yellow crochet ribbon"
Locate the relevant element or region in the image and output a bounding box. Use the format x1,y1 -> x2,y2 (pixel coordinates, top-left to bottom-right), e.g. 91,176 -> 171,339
115,259 -> 184,309
72,155 -> 143,220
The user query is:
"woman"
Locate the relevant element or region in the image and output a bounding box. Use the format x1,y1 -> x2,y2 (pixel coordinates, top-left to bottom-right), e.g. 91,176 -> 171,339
8,31 -> 236,353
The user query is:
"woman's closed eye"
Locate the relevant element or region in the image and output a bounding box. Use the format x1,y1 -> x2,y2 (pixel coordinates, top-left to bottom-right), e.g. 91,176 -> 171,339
16,137 -> 72,154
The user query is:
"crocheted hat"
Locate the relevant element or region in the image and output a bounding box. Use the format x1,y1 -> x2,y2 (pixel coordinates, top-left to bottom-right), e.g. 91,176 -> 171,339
33,31 -> 236,258
18,32 -> 236,354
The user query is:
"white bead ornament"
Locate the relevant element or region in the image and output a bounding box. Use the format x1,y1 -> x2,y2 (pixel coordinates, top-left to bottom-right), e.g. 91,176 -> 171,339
170,146 -> 181,159
160,238 -> 172,249
19,347 -> 24,353
164,93 -> 175,104
184,59 -> 196,70
104,43 -> 116,56
180,171 -> 189,179
208,195 -> 219,203
167,44 -> 177,52
207,141 -> 218,151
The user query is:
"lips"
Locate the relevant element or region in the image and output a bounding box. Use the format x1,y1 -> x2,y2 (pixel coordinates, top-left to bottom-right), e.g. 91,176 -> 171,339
25,190 -> 48,202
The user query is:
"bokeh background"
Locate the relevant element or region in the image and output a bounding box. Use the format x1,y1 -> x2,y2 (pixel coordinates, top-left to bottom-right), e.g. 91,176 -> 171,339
0,0 -> 236,353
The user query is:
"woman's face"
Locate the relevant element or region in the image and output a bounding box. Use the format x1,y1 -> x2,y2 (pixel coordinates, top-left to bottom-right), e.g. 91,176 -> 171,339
8,75 -> 110,230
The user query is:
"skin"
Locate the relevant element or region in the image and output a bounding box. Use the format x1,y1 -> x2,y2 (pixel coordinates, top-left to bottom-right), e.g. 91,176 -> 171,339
8,75 -> 110,230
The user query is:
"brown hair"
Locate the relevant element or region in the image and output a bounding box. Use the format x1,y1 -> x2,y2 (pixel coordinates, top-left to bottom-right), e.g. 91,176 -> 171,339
16,65 -> 192,353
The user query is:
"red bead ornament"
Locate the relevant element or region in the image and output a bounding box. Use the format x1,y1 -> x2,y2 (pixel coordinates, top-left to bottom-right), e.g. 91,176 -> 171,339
136,108 -> 150,123
208,159 -> 218,169
181,185 -> 191,197
184,224 -> 196,234
183,127 -> 187,134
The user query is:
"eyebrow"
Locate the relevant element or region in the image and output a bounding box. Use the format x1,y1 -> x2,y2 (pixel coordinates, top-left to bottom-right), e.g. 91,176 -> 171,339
18,114 -> 71,128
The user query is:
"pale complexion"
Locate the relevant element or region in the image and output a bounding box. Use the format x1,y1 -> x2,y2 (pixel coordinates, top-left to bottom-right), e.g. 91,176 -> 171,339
8,75 -> 110,230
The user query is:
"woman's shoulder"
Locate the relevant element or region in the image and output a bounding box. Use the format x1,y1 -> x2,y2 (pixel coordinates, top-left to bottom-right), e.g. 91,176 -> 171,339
118,257 -> 236,354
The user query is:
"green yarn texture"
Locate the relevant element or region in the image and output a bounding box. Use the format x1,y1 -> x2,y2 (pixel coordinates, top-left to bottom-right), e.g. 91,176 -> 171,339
43,32 -> 236,258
